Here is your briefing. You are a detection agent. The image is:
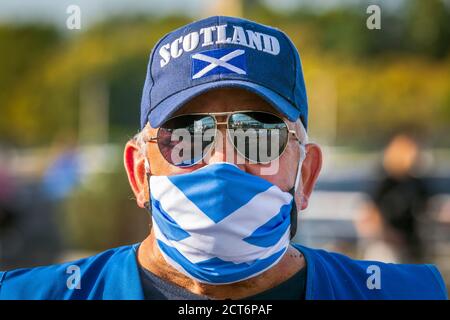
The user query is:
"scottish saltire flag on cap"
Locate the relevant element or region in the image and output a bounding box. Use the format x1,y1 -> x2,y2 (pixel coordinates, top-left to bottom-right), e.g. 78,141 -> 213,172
149,163 -> 294,284
191,48 -> 247,79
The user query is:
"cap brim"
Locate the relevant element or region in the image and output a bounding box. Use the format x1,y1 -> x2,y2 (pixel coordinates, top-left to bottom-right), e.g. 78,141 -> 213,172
148,80 -> 301,128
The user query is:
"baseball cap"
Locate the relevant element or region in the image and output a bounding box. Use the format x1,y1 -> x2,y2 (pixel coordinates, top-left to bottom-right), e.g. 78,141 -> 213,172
140,16 -> 308,130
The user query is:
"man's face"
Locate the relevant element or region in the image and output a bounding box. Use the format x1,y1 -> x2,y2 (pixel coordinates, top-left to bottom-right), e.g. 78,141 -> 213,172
125,87 -> 322,212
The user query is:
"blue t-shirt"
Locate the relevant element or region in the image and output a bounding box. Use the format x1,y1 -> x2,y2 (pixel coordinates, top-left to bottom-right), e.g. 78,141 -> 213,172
0,243 -> 447,300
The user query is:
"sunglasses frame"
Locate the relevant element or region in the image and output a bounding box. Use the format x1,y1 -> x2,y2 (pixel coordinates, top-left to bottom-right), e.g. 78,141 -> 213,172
145,110 -> 302,167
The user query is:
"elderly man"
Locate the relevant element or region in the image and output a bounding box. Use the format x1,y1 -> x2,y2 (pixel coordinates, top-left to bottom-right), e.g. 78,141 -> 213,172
0,16 -> 447,300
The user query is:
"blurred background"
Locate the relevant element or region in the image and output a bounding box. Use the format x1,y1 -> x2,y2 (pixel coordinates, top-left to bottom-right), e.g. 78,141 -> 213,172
0,0 -> 449,294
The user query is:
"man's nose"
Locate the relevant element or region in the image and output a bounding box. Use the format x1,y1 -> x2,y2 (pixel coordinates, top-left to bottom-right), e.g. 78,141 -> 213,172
205,126 -> 238,165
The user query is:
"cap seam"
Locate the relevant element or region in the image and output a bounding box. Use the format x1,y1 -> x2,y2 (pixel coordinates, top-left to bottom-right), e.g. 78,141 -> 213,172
279,30 -> 297,105
279,29 -> 308,129
218,16 -> 224,81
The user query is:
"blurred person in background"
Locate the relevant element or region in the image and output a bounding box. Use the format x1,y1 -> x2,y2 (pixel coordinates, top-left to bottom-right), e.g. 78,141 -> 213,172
0,16 -> 447,300
356,131 -> 431,263
0,163 -> 17,242
0,150 -> 20,269
0,132 -> 80,270
0,168 -> 16,231
41,132 -> 80,202
35,130 -> 81,263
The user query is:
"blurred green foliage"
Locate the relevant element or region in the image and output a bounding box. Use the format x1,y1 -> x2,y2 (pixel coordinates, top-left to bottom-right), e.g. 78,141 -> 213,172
0,1 -> 449,148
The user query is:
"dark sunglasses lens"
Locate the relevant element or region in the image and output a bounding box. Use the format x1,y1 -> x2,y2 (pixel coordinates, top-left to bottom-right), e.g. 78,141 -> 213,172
228,112 -> 288,163
157,115 -> 215,167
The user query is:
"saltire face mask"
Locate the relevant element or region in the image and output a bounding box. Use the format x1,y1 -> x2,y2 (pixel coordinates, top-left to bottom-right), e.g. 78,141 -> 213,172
147,161 -> 303,285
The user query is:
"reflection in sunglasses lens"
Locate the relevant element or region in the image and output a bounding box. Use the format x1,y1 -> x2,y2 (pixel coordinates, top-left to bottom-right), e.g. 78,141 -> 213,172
229,112 -> 288,163
157,112 -> 289,166
158,115 -> 215,166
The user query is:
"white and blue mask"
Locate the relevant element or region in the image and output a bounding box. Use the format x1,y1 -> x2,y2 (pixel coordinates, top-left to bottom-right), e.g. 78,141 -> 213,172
148,162 -> 299,285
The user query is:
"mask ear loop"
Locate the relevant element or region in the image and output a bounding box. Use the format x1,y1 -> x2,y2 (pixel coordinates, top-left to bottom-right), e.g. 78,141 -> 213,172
295,144 -> 306,192
288,143 -> 307,239
144,158 -> 152,214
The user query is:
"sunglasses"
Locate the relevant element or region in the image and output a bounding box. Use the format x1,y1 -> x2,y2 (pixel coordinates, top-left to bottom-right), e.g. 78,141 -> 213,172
146,110 -> 301,167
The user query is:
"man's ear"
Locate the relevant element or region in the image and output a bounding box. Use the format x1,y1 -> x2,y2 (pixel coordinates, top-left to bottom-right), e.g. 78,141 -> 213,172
299,143 -> 322,210
124,139 -> 149,208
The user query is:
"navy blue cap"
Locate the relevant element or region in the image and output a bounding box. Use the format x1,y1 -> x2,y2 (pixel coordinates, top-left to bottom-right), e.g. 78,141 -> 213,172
140,16 -> 308,130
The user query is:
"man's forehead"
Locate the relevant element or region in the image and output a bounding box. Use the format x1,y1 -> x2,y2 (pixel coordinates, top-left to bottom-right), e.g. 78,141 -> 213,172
173,87 -> 284,117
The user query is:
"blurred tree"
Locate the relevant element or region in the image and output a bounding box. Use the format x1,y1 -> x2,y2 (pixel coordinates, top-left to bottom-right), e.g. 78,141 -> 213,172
0,25 -> 60,144
0,16 -> 190,147
405,0 -> 450,59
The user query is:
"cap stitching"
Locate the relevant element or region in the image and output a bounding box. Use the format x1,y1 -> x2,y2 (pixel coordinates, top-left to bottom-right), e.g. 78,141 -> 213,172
278,30 -> 307,128
278,30 -> 298,106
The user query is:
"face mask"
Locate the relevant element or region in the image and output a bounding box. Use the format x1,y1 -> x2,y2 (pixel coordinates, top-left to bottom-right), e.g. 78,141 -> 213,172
146,148 -> 305,285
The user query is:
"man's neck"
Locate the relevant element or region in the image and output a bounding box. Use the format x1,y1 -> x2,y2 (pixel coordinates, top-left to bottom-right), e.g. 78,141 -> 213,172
137,231 -> 305,299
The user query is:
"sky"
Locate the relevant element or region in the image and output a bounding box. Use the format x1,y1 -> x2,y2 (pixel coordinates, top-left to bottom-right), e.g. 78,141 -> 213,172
0,0 -> 203,27
0,0 -> 405,29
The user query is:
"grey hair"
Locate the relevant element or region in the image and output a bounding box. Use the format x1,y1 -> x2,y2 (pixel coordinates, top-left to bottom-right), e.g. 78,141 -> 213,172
133,119 -> 309,158
133,127 -> 149,157
295,119 -> 309,145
